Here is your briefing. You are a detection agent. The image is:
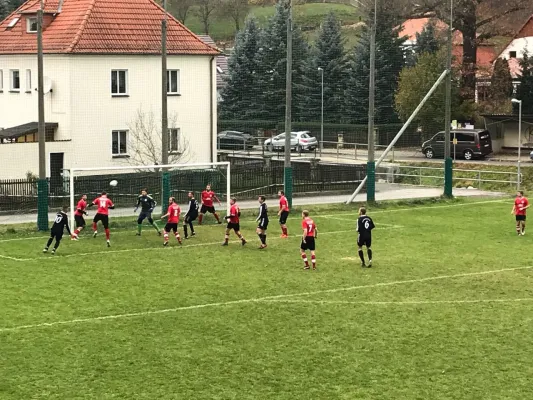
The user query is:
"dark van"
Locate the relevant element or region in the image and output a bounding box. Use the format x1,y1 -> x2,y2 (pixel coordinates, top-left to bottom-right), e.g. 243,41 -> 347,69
421,129 -> 493,160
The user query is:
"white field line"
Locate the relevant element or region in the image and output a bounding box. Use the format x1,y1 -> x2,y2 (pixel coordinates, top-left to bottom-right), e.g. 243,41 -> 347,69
0,198 -> 506,244
0,266 -> 530,334
1,230 -> 354,262
257,298 -> 533,306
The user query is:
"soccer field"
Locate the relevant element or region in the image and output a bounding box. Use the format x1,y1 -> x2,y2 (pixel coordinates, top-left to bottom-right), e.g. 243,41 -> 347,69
1,197 -> 533,399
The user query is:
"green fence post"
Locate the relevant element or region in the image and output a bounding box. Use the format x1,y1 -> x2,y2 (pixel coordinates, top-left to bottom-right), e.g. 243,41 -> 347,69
284,167 -> 293,209
161,172 -> 170,213
444,157 -> 453,197
37,179 -> 49,231
366,161 -> 375,202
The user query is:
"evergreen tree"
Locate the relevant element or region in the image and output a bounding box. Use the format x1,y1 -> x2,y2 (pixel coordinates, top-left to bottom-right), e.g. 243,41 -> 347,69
0,1 -> 8,22
516,49 -> 533,115
415,21 -> 440,56
219,17 -> 261,120
344,6 -> 405,124
301,12 -> 347,123
490,57 -> 513,101
253,1 -> 309,121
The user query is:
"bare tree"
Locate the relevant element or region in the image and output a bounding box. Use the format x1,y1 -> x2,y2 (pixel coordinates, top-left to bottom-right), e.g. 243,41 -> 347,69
218,0 -> 249,31
195,0 -> 220,35
126,108 -> 192,167
168,0 -> 194,23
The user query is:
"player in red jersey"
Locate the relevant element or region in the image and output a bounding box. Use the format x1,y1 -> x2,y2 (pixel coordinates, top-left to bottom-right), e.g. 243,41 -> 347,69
512,190 -> 530,236
161,197 -> 182,246
71,194 -> 88,240
222,198 -> 247,246
278,190 -> 290,238
199,184 -> 222,225
91,191 -> 115,247
300,210 -> 317,270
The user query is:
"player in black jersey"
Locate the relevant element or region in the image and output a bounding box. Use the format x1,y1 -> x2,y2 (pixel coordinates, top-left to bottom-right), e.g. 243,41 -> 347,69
134,189 -> 161,236
184,191 -> 199,239
43,206 -> 72,255
356,207 -> 375,267
256,195 -> 269,249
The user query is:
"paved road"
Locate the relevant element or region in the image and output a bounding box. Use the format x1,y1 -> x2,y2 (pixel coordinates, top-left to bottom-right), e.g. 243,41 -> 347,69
0,183 -> 504,226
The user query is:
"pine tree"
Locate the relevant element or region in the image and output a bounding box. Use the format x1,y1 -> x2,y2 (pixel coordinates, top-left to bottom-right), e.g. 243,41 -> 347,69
253,1 -> 309,121
516,50 -> 533,115
415,21 -> 440,56
490,58 -> 513,101
219,17 -> 261,120
344,7 -> 405,124
301,12 -> 347,123
0,1 -> 8,22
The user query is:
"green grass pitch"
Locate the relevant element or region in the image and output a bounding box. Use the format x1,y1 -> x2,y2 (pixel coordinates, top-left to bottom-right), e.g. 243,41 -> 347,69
1,197 -> 533,399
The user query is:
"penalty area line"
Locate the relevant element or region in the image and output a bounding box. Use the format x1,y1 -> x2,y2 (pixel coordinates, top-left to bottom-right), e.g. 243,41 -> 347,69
256,298 -> 533,306
0,265 -> 530,333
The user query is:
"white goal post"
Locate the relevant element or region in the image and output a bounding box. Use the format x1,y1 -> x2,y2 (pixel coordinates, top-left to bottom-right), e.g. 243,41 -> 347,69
67,162 -> 231,224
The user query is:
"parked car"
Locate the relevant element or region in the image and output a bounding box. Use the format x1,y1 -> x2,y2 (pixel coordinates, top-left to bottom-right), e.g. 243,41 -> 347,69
421,129 -> 493,160
263,131 -> 318,152
217,131 -> 254,150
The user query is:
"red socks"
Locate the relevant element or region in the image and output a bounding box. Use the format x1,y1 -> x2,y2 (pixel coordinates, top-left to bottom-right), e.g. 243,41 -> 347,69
92,222 -> 97,231
311,255 -> 316,268
198,214 -> 203,224
105,229 -> 110,240
301,254 -> 309,267
282,227 -> 288,235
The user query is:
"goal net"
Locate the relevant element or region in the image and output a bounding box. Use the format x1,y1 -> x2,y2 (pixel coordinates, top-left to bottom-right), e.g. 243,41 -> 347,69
66,162 -> 230,226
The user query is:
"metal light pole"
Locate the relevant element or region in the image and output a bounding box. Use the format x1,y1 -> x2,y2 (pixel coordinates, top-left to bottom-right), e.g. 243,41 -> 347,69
443,0 -> 454,197
318,67 -> 324,157
366,0 -> 377,202
161,0 -> 170,212
284,0 -> 293,207
512,98 -> 522,189
37,0 -> 48,231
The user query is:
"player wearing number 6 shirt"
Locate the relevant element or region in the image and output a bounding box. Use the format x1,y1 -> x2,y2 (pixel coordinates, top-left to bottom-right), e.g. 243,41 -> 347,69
91,192 -> 115,247
161,197 -> 182,246
300,210 -> 317,270
512,190 -> 530,236
357,207 -> 375,267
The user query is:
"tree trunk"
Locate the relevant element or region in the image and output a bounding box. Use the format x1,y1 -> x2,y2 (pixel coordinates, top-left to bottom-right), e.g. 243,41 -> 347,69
458,11 -> 477,101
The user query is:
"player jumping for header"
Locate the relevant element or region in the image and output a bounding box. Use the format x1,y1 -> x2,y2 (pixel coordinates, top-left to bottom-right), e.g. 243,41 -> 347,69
161,197 -> 182,246
300,210 -> 317,270
256,195 -> 269,249
199,184 -> 222,225
184,191 -> 199,239
43,206 -> 72,255
278,190 -> 290,238
134,189 -> 161,236
91,191 -> 115,247
512,190 -> 530,236
357,207 -> 375,267
222,198 -> 247,246
71,194 -> 88,240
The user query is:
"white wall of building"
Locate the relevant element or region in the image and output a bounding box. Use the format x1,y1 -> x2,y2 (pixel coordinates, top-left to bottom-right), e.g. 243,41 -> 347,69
0,53 -> 216,179
500,37 -> 533,59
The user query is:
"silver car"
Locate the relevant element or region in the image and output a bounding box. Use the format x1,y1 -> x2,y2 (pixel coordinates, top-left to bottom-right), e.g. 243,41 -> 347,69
263,131 -> 318,152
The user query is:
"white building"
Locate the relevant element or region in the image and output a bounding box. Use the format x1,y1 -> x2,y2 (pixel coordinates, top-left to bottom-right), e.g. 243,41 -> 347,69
0,0 -> 219,181
497,15 -> 533,81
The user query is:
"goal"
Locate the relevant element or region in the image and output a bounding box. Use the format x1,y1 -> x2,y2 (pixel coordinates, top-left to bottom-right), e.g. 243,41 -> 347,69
66,162 -> 231,224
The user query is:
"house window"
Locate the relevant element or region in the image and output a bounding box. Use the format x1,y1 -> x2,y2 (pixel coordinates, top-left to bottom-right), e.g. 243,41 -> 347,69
10,70 -> 20,91
169,128 -> 180,153
27,17 -> 38,33
111,70 -> 128,95
167,70 -> 180,95
112,130 -> 128,155
26,69 -> 32,92
509,51 -> 517,58
7,17 -> 19,28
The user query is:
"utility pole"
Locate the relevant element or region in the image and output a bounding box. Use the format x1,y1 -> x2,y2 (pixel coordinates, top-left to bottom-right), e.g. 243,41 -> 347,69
443,0 -> 453,197
37,0 -> 48,231
161,0 -> 170,212
318,67 -> 324,157
366,0 -> 377,202
284,0 -> 293,207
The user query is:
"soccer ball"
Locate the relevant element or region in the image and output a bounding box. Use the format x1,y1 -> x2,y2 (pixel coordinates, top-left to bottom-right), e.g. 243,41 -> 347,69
110,180 -> 118,187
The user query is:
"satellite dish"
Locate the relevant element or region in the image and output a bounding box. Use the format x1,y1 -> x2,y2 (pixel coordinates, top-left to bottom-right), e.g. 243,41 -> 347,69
43,77 -> 53,94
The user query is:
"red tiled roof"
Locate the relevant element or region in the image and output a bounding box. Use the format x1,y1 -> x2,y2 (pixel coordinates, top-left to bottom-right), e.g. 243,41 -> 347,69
498,15 -> 533,58
452,45 -> 497,78
0,0 -> 219,55
400,17 -> 463,44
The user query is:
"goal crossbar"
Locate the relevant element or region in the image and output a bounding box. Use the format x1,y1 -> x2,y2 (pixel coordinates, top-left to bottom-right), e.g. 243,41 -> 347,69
67,162 -> 231,224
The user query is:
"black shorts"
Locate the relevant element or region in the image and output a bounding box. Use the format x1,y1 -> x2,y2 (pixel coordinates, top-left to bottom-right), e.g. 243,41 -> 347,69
138,211 -> 153,223
227,222 -> 240,232
357,235 -> 372,248
74,215 -> 86,228
258,218 -> 269,231
201,205 -> 216,214
93,213 -> 109,229
50,230 -> 64,242
185,214 -> 198,223
516,215 -> 526,221
165,223 -> 178,233
279,211 -> 289,225
301,236 -> 316,251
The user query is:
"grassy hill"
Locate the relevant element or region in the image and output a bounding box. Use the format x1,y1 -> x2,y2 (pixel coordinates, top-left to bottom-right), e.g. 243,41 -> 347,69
184,3 -> 363,48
